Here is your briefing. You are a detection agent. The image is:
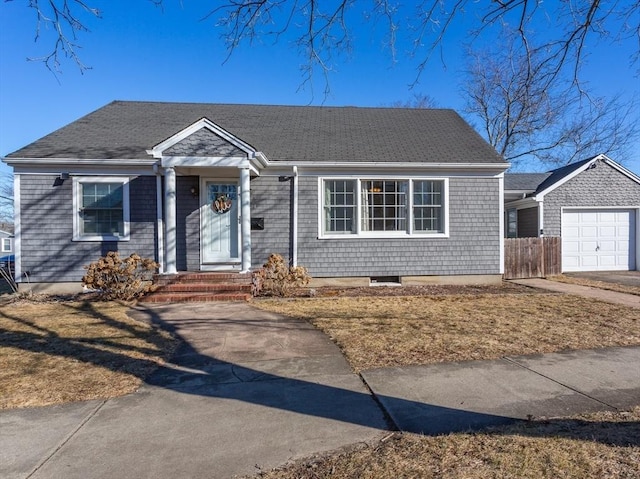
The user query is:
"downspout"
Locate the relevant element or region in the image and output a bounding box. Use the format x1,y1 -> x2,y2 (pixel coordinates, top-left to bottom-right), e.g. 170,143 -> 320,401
292,166 -> 298,267
154,164 -> 165,274
538,200 -> 544,237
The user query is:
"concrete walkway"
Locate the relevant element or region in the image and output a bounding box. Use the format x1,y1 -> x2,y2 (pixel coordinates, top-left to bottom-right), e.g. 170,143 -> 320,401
2,300 -> 639,479
1,303 -> 388,479
511,277 -> 640,308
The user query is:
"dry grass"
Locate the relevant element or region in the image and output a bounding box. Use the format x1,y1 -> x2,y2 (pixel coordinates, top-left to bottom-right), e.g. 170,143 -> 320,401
549,274 -> 640,296
253,407 -> 640,479
255,292 -> 640,372
0,298 -> 176,409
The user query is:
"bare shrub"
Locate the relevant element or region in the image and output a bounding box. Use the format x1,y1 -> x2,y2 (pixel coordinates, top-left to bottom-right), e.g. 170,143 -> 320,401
82,252 -> 158,301
252,254 -> 310,297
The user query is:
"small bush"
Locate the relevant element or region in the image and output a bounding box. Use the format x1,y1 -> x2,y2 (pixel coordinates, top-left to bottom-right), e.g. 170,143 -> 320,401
252,254 -> 311,297
82,252 -> 158,301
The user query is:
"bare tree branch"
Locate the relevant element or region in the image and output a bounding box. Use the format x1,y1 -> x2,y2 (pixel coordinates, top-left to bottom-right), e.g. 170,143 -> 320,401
10,1 -> 639,98
462,31 -> 640,169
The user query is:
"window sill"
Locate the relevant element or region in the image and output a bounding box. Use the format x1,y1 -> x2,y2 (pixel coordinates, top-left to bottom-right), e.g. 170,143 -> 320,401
72,235 -> 130,242
319,232 -> 449,240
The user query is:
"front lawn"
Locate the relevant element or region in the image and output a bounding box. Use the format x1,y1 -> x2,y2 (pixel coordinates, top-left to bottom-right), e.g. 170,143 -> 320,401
255,290 -> 640,372
252,407 -> 640,479
0,298 -> 176,409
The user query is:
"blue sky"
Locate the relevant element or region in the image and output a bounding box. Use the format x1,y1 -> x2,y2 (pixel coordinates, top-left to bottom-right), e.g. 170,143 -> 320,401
1,1 -> 638,176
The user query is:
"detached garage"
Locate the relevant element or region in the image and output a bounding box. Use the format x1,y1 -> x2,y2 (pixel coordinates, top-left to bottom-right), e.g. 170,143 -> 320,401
504,155 -> 640,273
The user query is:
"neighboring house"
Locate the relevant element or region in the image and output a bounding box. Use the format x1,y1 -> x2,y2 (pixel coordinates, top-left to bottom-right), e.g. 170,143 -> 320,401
504,155 -> 640,272
3,100 -> 509,292
0,229 -> 13,256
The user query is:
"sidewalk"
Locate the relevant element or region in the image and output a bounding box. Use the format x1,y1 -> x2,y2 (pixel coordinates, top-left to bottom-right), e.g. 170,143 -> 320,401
2,302 -> 639,479
510,278 -> 640,308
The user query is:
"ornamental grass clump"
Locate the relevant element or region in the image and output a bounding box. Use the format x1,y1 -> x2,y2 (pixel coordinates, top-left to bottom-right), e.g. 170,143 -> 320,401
252,253 -> 311,297
82,252 -> 158,301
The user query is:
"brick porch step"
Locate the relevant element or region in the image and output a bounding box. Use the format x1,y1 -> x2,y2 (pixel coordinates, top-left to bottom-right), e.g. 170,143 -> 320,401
141,272 -> 253,303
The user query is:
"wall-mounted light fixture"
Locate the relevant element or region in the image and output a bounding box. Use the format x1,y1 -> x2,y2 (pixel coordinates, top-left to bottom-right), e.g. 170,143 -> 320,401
54,172 -> 70,187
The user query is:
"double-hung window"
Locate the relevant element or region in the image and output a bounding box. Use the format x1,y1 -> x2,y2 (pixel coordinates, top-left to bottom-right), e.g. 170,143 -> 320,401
73,177 -> 130,241
321,178 -> 448,237
1,238 -> 11,252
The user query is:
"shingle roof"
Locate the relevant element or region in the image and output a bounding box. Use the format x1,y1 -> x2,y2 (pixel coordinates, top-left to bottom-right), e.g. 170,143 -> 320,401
532,157 -> 595,194
504,157 -> 599,194
6,100 -> 505,164
504,173 -> 552,191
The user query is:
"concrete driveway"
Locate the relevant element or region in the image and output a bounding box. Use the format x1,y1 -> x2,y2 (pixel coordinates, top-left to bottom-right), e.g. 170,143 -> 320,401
565,270 -> 640,288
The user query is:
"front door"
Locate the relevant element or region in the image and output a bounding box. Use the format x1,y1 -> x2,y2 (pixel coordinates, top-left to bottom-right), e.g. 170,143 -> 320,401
202,181 -> 239,264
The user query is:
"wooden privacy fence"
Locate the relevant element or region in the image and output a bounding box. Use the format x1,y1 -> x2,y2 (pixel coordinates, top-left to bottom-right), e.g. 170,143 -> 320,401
504,237 -> 561,280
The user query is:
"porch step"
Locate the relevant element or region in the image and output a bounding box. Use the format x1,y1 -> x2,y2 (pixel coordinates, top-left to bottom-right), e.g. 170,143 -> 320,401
141,272 -> 253,303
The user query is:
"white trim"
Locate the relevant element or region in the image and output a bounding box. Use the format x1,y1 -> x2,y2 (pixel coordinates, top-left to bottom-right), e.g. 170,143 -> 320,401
292,166 -> 299,267
164,167 -> 177,274
240,169 -> 252,272
498,173 -> 505,273
533,154 -> 640,201
538,200 -> 545,236
155,174 -> 165,274
318,177 -> 450,239
1,238 -> 11,253
12,174 -> 21,282
4,158 -> 157,167
72,176 -> 130,242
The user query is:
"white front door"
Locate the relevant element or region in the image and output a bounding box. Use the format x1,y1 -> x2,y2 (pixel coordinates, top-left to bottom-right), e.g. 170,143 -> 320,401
202,182 -> 240,264
562,209 -> 636,272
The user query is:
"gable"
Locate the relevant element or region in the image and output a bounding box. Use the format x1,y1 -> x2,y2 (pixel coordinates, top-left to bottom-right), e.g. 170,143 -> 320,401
535,155 -> 640,200
163,128 -> 247,158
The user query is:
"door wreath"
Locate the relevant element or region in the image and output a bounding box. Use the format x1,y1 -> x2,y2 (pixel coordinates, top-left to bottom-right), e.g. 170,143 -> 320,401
212,194 -> 233,214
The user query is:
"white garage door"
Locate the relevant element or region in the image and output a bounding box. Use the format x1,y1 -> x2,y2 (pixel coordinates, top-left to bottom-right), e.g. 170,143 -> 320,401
562,209 -> 636,272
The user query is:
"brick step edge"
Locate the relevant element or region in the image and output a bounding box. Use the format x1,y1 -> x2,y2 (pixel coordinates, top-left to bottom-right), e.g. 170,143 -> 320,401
153,283 -> 252,293
140,292 -> 252,303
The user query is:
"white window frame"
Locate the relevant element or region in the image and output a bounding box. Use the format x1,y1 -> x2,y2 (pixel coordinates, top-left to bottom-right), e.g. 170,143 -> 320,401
73,176 -> 130,241
318,177 -> 449,239
1,238 -> 11,252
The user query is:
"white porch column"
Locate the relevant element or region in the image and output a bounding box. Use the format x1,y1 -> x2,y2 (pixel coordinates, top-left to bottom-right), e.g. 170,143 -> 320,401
164,166 -> 177,274
240,167 -> 252,272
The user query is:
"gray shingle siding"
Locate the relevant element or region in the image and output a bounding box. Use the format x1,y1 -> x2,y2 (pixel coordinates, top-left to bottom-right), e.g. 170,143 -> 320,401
543,161 -> 640,236
164,129 -> 247,157
19,175 -> 157,283
295,177 -> 501,277
250,176 -> 292,267
176,176 -> 201,270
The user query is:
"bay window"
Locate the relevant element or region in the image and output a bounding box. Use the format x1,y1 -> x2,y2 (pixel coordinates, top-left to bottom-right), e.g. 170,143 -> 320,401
321,178 -> 447,237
